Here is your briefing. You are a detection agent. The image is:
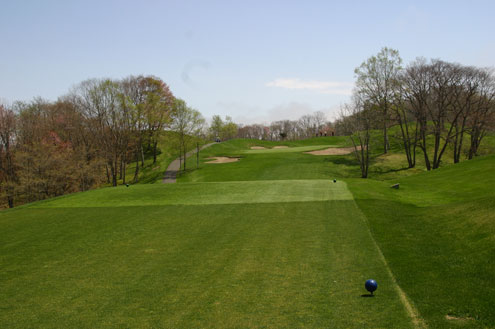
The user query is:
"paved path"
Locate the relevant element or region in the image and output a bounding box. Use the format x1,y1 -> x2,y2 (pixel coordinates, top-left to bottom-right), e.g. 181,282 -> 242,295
162,143 -> 215,183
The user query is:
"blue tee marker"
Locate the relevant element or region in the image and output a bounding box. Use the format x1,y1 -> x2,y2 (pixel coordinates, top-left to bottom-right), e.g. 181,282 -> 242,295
365,279 -> 377,295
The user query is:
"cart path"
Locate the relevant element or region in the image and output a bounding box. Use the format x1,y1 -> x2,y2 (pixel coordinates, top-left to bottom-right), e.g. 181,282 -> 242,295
162,143 -> 215,183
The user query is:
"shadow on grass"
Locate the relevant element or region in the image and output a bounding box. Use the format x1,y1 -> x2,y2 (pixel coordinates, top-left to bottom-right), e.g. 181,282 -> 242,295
360,294 -> 375,298
324,157 -> 357,166
371,166 -> 410,174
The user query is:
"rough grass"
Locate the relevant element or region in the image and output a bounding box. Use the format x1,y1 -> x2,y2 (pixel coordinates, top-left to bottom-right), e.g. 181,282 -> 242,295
348,155 -> 495,328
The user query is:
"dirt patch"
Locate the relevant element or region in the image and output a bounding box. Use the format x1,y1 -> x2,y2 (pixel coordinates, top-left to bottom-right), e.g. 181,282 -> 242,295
273,146 -> 289,149
445,315 -> 474,322
205,157 -> 240,164
305,147 -> 360,155
250,146 -> 266,150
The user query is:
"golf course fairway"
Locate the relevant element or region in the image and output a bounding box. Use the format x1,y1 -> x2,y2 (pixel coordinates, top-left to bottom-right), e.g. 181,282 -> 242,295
1,137 -> 494,328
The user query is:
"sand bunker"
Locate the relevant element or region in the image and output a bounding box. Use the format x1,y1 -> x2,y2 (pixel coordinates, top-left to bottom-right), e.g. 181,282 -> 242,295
250,146 -> 267,150
273,146 -> 289,149
305,147 -> 360,155
205,157 -> 240,164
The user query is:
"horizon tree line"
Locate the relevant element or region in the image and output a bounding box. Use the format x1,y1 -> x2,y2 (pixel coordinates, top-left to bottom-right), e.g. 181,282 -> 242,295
236,111 -> 332,141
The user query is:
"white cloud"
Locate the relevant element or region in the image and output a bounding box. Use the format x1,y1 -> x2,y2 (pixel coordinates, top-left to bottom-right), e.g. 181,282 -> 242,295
266,78 -> 353,95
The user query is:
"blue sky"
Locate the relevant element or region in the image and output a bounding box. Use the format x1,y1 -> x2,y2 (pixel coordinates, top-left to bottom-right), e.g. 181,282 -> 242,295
1,0 -> 494,123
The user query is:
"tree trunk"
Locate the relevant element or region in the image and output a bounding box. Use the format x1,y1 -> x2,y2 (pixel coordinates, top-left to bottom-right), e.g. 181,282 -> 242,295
140,143 -> 145,167
179,145 -> 182,171
153,140 -> 158,164
419,121 -> 431,170
453,116 -> 467,164
183,143 -> 187,171
133,150 -> 140,183
122,160 -> 126,184
7,195 -> 14,208
383,123 -> 388,154
110,160 -> 117,187
421,144 -> 431,171
397,112 -> 416,168
105,165 -> 110,183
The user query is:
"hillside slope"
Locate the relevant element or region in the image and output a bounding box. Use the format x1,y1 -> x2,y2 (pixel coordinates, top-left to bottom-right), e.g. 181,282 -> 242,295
349,155 -> 495,328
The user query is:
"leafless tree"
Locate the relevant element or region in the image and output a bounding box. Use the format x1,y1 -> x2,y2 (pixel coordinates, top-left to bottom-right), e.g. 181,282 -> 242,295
70,79 -> 130,186
170,99 -> 205,172
466,68 -> 495,159
339,94 -> 373,178
298,114 -> 315,138
402,59 -> 467,169
313,111 -> 327,135
355,47 -> 402,154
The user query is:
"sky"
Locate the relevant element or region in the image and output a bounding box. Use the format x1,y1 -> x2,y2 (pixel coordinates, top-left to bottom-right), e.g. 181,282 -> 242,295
1,0 -> 494,124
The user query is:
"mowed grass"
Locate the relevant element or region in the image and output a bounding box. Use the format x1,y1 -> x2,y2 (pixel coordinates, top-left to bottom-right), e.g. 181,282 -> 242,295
2,135 -> 494,328
178,138 -> 359,183
180,138 -> 495,328
28,180 -> 353,208
348,155 -> 495,328
0,180 -> 413,328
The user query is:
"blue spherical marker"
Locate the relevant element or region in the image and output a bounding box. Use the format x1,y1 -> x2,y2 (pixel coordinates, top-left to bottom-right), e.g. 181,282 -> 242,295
365,279 -> 377,295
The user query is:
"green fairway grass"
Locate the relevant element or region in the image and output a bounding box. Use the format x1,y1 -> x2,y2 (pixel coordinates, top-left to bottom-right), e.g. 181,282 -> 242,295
177,140 -> 360,183
1,181 -> 414,328
28,180 -> 353,208
1,136 -> 494,328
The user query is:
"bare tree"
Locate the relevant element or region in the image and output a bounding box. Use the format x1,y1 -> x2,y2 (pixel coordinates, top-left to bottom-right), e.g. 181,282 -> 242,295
355,47 -> 402,154
339,95 -> 373,178
298,114 -> 316,138
467,68 -> 495,159
393,73 -> 419,168
450,66 -> 480,163
402,59 -> 466,169
71,79 -> 130,186
313,111 -> 327,135
170,99 -> 205,172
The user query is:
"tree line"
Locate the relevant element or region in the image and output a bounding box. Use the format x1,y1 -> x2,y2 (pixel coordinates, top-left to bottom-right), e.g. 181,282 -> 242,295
337,48 -> 495,178
0,76 -> 207,208
236,111 -> 333,141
